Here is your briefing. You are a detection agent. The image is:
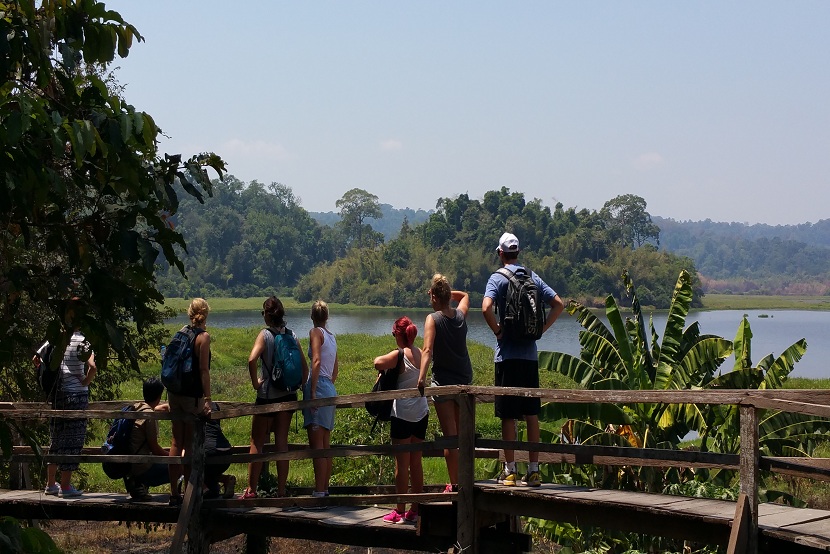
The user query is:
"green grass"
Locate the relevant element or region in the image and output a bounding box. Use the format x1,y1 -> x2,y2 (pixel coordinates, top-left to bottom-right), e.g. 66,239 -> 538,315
702,294 -> 830,311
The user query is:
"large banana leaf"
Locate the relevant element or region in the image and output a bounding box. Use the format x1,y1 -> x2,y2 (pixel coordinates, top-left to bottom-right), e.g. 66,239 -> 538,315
577,331 -> 625,377
762,339 -> 807,389
658,270 -> 693,369
538,350 -> 599,388
677,338 -> 732,388
604,295 -> 635,377
732,316 -> 753,371
539,401 -> 632,425
623,270 -> 654,373
708,367 -> 764,389
566,300 -> 614,344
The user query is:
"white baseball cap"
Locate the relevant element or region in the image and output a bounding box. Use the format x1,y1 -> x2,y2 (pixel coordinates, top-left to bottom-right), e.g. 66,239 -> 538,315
497,232 -> 520,253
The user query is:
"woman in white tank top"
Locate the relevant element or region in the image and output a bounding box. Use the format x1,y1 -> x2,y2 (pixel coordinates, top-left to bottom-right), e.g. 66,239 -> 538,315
373,316 -> 427,524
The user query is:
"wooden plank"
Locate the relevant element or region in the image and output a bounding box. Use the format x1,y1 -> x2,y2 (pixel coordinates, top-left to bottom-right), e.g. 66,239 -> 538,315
758,507 -> 830,528
476,438 -> 739,469
323,506 -> 390,527
762,456 -> 830,482
456,394 -> 477,552
727,493 -> 751,554
740,406 -> 759,554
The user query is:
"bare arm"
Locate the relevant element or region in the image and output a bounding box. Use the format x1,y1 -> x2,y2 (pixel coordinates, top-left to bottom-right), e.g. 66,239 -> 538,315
308,328 -> 323,400
197,332 -> 212,415
482,296 -> 502,339
418,315 -> 435,390
451,290 -> 470,318
81,352 -> 97,387
299,336 -> 310,385
544,294 -> 565,334
247,331 -> 266,391
374,350 -> 400,372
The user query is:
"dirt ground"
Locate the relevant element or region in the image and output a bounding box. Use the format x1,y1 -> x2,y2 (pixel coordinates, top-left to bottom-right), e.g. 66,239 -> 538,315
43,520 -> 432,554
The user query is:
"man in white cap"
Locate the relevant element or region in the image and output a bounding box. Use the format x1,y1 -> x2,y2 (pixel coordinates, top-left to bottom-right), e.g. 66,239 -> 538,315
482,232 -> 564,487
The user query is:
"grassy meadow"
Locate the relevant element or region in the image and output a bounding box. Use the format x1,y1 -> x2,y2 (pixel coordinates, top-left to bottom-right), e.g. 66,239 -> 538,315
77,326 -> 577,495
702,294 -> 830,311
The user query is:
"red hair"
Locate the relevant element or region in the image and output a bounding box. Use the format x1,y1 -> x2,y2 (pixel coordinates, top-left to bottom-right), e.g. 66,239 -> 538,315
392,316 -> 417,347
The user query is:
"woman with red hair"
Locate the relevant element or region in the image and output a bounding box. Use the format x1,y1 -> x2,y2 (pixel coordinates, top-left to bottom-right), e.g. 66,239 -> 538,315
373,316 -> 427,524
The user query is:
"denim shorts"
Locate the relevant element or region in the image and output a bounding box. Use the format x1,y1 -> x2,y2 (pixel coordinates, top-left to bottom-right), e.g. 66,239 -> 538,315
302,376 -> 336,431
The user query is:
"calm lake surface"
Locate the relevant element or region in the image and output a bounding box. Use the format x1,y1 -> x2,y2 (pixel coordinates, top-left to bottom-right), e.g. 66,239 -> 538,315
173,309 -> 829,379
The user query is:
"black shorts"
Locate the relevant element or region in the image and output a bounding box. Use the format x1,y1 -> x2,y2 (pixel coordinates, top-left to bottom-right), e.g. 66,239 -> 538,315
494,359 -> 540,420
255,393 -> 297,415
390,415 -> 429,441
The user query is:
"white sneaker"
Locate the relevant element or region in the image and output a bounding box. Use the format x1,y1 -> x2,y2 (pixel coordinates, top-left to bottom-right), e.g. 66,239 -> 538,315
44,484 -> 60,496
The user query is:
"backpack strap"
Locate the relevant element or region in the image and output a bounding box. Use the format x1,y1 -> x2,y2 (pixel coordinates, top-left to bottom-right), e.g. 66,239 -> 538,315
394,348 -> 404,376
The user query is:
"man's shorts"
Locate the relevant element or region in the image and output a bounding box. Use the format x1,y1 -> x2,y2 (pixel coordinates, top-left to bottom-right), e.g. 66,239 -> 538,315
168,393 -> 205,416
494,359 -> 541,420
390,414 -> 429,441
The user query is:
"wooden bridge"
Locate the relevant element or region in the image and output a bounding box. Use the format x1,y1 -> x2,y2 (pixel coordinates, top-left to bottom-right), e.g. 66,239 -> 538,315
2,386 -> 830,553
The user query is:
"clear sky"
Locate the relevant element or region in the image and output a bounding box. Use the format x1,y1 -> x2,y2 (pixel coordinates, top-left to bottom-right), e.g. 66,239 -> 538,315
107,1 -> 829,225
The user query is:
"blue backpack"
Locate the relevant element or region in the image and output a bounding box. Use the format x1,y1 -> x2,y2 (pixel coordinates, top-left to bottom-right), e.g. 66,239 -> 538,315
101,406 -> 139,479
263,328 -> 303,392
160,326 -> 202,395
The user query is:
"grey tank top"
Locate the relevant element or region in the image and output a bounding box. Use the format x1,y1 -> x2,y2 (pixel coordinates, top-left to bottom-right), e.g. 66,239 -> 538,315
429,310 -> 473,386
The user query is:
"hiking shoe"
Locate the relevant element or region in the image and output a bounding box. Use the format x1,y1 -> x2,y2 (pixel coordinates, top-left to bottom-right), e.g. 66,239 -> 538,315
44,484 -> 60,496
383,510 -> 402,524
521,471 -> 542,487
239,488 -> 257,500
58,485 -> 83,498
130,491 -> 153,502
497,470 -> 518,487
402,509 -> 418,523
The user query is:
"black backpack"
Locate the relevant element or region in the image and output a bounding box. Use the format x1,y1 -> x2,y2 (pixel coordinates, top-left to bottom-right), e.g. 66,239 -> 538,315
101,406 -> 140,479
36,342 -> 59,402
365,349 -> 404,428
496,266 -> 546,341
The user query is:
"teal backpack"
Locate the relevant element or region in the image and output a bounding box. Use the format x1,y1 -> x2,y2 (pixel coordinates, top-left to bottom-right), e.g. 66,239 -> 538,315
263,328 -> 303,392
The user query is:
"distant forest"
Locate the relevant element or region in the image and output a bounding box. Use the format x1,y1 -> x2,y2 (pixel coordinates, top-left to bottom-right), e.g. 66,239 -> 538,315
156,176 -> 829,307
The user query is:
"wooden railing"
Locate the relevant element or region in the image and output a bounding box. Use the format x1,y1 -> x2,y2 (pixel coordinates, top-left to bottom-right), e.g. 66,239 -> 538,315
3,386 -> 830,554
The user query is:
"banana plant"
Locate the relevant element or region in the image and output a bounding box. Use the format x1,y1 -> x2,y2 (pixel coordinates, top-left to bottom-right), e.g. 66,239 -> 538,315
539,270 -> 733,458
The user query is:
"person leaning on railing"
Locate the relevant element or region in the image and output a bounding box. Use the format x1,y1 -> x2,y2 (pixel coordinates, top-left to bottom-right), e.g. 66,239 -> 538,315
417,274 -> 473,493
374,316 -> 427,524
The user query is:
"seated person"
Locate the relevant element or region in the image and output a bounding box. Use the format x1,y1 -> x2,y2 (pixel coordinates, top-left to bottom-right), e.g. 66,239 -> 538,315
124,377 -> 170,501
204,401 -> 235,499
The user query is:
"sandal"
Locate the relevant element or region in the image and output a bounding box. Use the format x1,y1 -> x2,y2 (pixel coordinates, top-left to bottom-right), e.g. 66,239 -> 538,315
240,488 -> 257,500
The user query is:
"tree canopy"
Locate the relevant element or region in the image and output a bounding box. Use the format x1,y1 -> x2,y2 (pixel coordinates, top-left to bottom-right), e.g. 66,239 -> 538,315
1,0 -> 224,403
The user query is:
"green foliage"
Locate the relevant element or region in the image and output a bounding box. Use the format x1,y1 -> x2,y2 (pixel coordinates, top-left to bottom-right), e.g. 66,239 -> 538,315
336,187 -> 383,250
0,517 -> 61,554
0,0 -> 224,411
155,178 -> 333,298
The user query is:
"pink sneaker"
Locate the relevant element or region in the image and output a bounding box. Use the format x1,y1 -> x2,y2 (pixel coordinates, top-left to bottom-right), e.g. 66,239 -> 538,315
443,483 -> 457,493
403,509 -> 418,523
239,488 -> 257,500
382,509 -> 402,524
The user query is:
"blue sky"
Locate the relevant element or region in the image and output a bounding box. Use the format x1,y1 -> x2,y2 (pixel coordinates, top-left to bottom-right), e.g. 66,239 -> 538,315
107,1 -> 829,225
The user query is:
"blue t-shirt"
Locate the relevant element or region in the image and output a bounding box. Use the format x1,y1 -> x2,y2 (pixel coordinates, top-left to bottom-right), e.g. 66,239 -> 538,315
484,263 -> 557,362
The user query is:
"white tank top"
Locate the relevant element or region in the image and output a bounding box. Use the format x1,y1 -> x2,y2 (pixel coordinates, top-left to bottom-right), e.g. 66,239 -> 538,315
392,353 -> 429,422
307,327 -> 336,381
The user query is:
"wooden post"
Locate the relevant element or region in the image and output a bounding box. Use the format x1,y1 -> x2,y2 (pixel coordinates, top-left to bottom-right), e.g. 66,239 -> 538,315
456,393 -> 477,553
171,419 -> 208,554
739,405 -> 759,554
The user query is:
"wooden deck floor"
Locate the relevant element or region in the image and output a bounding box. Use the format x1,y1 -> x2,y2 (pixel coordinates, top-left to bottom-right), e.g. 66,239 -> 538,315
475,480 -> 830,551
2,483 -> 830,552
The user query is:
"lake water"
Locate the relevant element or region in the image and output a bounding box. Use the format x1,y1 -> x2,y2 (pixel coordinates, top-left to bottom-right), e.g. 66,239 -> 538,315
172,308 -> 829,379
